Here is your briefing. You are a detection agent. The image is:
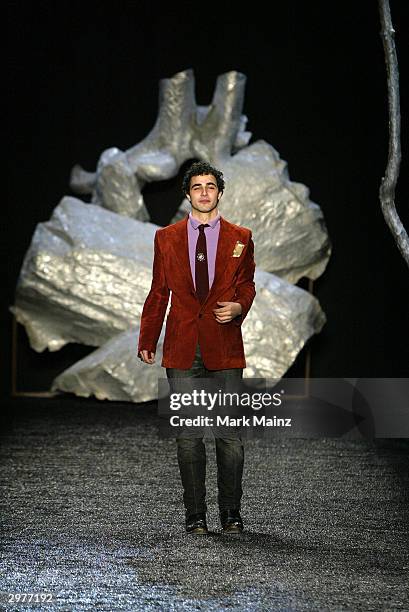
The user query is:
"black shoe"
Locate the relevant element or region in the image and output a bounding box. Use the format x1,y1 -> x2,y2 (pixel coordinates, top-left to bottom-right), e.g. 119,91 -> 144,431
220,509 -> 244,533
185,512 -> 208,534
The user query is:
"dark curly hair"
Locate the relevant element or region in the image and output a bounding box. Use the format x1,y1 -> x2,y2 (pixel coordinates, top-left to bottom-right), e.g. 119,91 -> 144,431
181,161 -> 225,195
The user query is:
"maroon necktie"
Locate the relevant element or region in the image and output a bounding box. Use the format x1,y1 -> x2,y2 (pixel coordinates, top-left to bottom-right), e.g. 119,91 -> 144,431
195,224 -> 210,303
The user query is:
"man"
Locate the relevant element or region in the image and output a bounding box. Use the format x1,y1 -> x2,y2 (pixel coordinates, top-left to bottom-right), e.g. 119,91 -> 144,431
138,161 -> 256,534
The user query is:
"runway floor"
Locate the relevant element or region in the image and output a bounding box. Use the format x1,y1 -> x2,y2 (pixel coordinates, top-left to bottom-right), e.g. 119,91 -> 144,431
1,397 -> 408,611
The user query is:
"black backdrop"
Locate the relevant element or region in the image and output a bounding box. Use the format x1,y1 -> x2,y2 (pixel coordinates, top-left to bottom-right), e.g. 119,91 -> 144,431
5,1 -> 409,398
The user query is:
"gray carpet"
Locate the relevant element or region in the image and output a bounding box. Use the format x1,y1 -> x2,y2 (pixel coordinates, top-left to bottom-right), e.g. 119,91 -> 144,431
1,399 -> 408,611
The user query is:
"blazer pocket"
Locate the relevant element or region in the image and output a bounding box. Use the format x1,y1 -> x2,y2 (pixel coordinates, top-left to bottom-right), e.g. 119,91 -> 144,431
228,254 -> 243,269
219,319 -> 244,358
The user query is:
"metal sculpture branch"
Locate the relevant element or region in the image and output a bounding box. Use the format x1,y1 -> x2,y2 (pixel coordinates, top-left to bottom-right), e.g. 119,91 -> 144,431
378,0 -> 409,267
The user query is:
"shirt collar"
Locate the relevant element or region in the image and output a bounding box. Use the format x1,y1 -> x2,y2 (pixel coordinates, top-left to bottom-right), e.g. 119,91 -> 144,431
188,211 -> 221,230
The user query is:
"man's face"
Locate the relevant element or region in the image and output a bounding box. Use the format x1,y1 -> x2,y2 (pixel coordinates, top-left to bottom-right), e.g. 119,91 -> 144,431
187,174 -> 222,214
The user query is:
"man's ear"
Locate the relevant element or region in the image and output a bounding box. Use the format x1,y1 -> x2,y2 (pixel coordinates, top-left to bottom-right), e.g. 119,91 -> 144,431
217,192 -> 223,201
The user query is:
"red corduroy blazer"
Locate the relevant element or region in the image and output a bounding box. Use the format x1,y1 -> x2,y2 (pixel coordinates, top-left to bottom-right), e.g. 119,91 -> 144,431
137,215 -> 256,370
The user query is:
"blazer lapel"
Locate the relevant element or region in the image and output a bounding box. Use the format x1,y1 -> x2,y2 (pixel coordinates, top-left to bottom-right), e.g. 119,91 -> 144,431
173,216 -> 196,294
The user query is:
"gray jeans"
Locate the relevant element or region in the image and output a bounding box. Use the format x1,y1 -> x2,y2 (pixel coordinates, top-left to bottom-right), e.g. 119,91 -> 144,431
166,343 -> 244,516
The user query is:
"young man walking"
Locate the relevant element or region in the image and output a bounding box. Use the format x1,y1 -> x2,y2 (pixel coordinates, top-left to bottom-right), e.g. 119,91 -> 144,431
138,161 -> 256,534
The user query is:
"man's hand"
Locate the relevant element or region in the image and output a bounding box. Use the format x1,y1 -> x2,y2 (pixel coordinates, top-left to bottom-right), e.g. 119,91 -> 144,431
139,350 -> 155,364
213,301 -> 242,324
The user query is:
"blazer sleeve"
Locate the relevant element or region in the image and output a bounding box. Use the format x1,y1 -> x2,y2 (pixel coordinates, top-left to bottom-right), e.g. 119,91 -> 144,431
137,230 -> 170,354
233,231 -> 256,327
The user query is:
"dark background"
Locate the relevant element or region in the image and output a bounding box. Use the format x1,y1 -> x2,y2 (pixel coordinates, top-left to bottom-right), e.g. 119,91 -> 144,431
4,0 -> 409,399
